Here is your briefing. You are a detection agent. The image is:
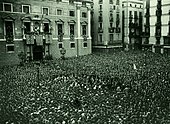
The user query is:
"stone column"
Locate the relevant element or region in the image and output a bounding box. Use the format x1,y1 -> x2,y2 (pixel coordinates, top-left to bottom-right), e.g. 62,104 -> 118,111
87,7 -> 91,38
76,5 -> 81,56
77,5 -> 81,38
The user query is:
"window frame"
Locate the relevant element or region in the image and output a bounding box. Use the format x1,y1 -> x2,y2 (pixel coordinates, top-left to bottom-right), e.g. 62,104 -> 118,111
22,5 -> 30,14
70,42 -> 75,49
3,3 -> 13,12
69,10 -> 75,17
42,7 -> 49,15
6,44 -> 14,53
57,9 -> 62,15
4,20 -> 14,38
58,43 -> 63,49
82,12 -> 87,18
23,21 -> 31,35
83,42 -> 87,48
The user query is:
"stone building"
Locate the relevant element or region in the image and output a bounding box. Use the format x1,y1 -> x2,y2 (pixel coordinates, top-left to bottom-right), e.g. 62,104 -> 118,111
122,0 -> 143,50
0,0 -> 92,65
92,0 -> 123,51
142,0 -> 170,55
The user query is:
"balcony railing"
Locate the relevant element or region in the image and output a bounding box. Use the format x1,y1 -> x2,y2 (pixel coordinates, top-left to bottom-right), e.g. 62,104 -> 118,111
58,33 -> 64,42
98,27 -> 103,33
70,34 -> 74,41
108,27 -> 114,33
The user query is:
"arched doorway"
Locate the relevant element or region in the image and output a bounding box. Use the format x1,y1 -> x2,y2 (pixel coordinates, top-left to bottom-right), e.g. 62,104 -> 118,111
33,46 -> 43,60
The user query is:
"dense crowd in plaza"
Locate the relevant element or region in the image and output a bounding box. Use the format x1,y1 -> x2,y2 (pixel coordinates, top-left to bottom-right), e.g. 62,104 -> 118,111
0,50 -> 170,124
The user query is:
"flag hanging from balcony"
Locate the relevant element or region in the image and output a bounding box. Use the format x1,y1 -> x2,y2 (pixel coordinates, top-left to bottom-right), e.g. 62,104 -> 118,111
35,35 -> 43,46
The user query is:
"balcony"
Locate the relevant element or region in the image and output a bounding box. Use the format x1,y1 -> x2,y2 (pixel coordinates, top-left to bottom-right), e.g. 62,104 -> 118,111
98,27 -> 103,33
108,27 -> 114,33
98,17 -> 103,22
58,33 -> 64,42
70,34 -> 74,41
116,27 -> 121,33
5,34 -> 14,43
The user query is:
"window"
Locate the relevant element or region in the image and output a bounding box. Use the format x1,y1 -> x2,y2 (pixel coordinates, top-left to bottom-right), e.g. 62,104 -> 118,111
58,43 -> 63,49
22,5 -> 30,14
99,34 -> 102,42
43,23 -> 49,33
83,43 -> 87,48
99,0 -> 103,4
129,11 -> 132,16
82,25 -> 87,35
57,9 -> 62,15
6,44 -> 14,53
3,3 -> 12,12
58,24 -> 63,35
69,11 -> 75,17
82,12 -> 87,18
100,5 -> 102,10
69,0 -> 74,4
116,0 -> 119,5
82,2 -> 86,7
23,22 -> 31,34
113,6 -> 115,10
70,24 -> 74,35
42,7 -> 49,15
110,23 -> 113,27
5,21 -> 13,36
109,34 -> 113,42
110,0 -> 113,4
70,43 -> 75,48
99,23 -> 102,28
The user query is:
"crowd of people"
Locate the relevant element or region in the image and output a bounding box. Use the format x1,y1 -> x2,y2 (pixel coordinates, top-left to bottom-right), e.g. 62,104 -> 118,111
0,50 -> 170,124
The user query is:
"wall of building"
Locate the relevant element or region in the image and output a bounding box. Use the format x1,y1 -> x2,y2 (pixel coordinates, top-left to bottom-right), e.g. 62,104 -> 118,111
0,0 -> 92,65
122,0 -> 143,45
92,0 -> 122,48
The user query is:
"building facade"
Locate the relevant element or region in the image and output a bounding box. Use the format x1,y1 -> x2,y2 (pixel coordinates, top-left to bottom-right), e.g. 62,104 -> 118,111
122,0 -> 143,50
142,0 -> 170,54
0,0 -> 92,65
92,0 -> 123,50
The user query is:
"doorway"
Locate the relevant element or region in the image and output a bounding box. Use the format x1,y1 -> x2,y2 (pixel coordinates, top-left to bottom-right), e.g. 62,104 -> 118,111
33,46 -> 43,60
